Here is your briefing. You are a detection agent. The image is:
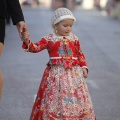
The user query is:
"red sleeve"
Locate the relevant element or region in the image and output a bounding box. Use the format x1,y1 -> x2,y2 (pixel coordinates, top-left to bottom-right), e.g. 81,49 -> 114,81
22,38 -> 48,53
74,40 -> 87,67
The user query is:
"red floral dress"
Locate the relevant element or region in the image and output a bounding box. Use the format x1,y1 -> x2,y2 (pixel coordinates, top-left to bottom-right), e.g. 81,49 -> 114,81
22,33 -> 96,120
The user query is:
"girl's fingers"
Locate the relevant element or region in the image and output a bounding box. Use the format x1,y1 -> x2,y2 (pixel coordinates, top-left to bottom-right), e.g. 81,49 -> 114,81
83,69 -> 88,78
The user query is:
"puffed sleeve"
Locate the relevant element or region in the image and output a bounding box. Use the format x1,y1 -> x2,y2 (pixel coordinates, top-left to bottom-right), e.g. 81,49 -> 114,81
74,39 -> 88,70
22,38 -> 48,53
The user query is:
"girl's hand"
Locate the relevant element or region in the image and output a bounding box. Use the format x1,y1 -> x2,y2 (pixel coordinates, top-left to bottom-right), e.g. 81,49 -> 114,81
82,68 -> 88,78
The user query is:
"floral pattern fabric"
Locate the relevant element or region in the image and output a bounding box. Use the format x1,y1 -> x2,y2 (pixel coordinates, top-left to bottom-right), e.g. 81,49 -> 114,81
22,33 -> 96,120
30,66 -> 96,120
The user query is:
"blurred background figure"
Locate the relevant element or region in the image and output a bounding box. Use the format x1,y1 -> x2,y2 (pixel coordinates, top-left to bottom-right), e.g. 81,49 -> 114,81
94,0 -> 101,10
105,0 -> 120,18
81,0 -> 120,19
19,0 -> 120,19
76,0 -> 83,5
19,0 -> 94,10
51,0 -> 77,10
20,0 -> 40,7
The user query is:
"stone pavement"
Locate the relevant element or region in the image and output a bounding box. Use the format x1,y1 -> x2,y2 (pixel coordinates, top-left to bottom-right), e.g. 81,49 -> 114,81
0,6 -> 120,120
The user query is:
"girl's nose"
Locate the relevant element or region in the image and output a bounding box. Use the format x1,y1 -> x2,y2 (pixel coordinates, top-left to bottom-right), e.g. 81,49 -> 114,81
67,27 -> 71,31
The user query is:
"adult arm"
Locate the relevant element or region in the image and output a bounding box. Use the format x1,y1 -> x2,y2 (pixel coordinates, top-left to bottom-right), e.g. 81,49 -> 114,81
6,0 -> 24,25
6,0 -> 29,39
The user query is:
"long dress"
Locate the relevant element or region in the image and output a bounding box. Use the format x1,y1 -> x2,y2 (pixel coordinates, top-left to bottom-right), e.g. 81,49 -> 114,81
22,33 -> 96,120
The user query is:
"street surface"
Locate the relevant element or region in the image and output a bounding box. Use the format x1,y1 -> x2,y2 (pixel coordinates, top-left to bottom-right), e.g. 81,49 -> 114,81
0,6 -> 120,120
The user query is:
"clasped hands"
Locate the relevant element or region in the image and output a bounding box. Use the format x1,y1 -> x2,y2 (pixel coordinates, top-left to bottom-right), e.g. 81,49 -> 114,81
16,21 -> 30,44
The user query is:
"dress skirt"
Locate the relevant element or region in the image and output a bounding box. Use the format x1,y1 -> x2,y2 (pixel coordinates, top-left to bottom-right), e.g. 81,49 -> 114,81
30,65 -> 96,120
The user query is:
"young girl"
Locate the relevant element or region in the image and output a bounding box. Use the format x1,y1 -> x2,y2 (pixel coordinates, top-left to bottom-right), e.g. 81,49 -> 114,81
22,7 -> 96,120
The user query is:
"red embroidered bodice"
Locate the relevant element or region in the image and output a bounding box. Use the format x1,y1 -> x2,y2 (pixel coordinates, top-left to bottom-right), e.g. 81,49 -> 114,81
22,33 -> 87,69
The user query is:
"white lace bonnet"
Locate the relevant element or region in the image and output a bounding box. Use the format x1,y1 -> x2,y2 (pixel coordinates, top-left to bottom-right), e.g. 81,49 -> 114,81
51,7 -> 76,27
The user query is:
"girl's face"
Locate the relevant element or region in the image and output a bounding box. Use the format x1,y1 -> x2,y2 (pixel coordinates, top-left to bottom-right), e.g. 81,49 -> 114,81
54,19 -> 74,36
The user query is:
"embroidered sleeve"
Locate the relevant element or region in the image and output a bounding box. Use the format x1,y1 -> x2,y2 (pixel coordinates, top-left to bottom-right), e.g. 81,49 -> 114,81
22,38 -> 48,53
74,40 -> 88,69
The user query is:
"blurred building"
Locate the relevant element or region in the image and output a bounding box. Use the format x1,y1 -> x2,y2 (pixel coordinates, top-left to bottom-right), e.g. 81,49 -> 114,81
82,0 -> 94,9
81,0 -> 110,10
38,0 -> 52,7
19,0 -> 120,19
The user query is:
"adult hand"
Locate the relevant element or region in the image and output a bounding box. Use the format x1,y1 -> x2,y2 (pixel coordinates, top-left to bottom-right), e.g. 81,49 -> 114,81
21,27 -> 30,44
0,42 -> 3,56
16,21 -> 30,40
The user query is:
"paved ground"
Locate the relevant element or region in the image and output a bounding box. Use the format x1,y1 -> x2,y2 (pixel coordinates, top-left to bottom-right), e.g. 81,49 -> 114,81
0,6 -> 120,120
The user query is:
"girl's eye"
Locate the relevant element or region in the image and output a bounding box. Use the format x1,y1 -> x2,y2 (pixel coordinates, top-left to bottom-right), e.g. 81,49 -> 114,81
63,25 -> 72,27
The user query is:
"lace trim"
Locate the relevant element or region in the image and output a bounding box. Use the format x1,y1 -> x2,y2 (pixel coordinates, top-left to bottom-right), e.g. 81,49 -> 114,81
42,33 -> 78,43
